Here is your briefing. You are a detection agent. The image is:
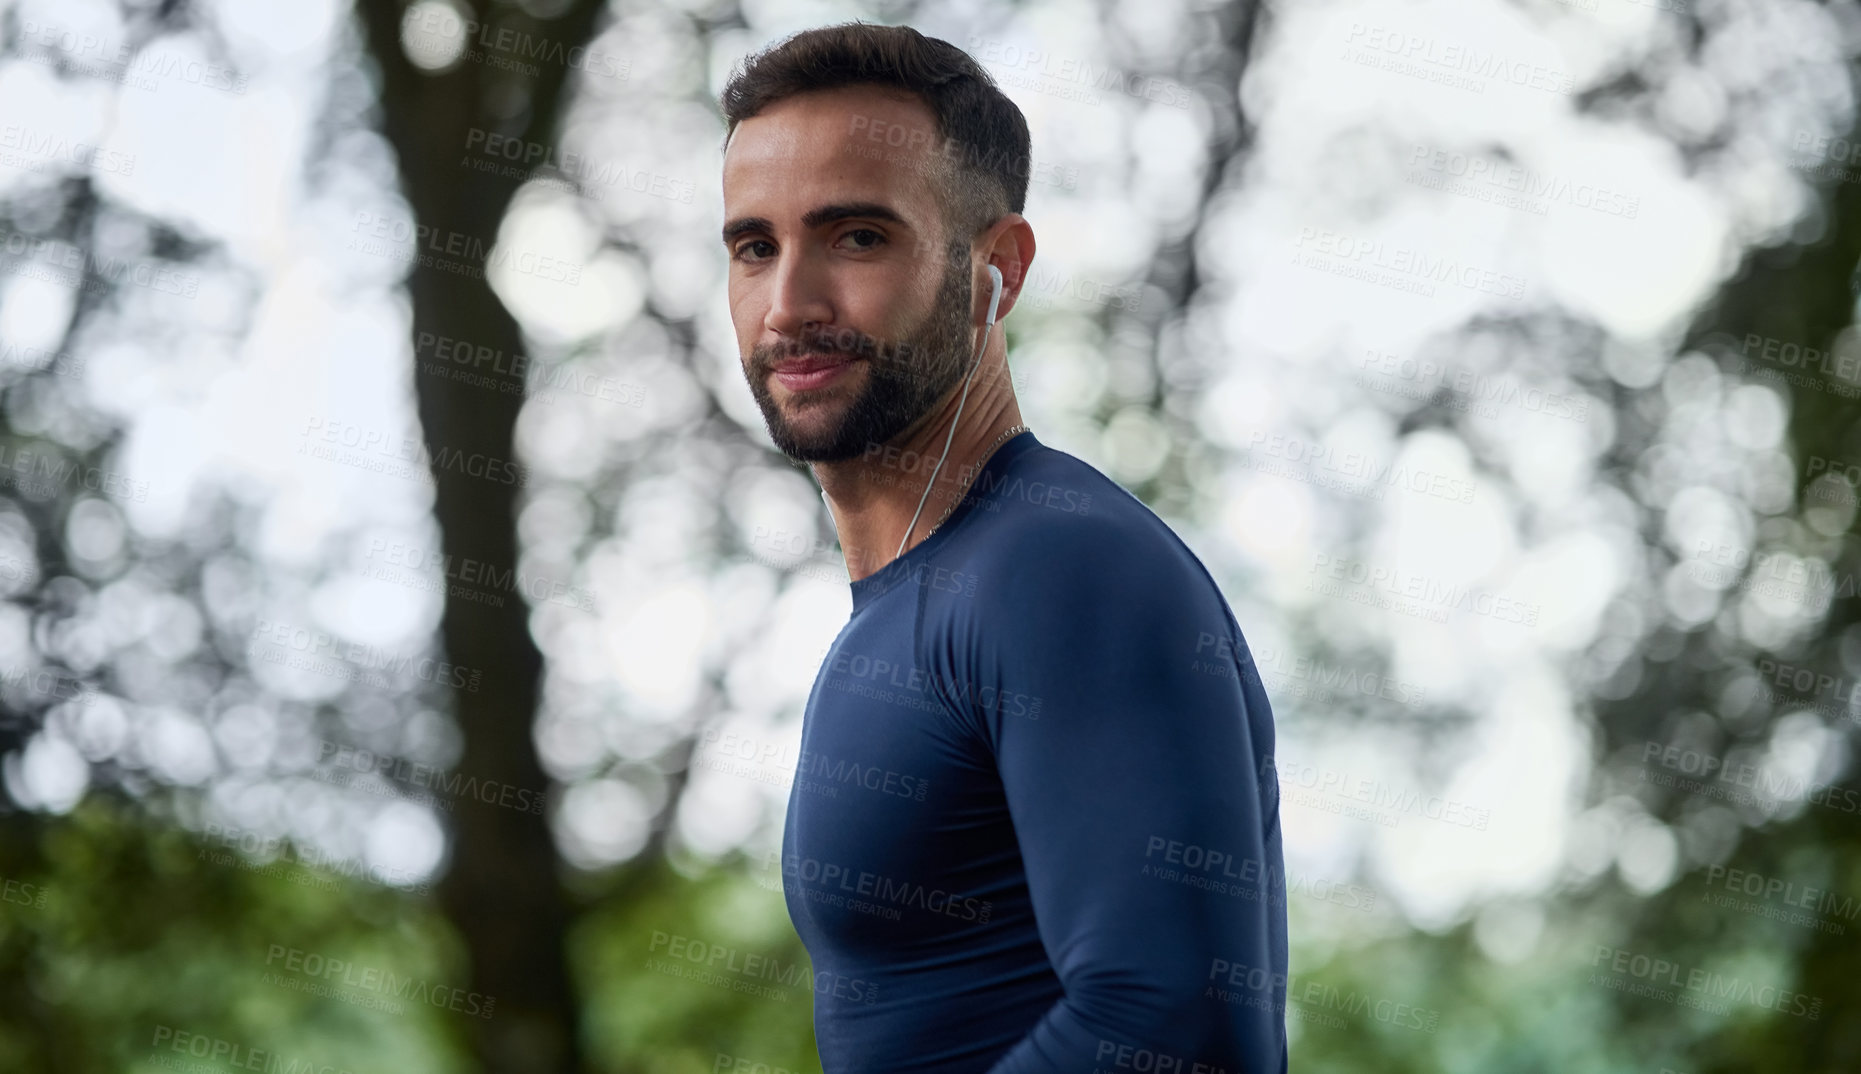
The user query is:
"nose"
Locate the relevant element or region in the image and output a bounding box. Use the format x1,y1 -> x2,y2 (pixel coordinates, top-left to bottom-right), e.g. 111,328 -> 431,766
764,248 -> 835,344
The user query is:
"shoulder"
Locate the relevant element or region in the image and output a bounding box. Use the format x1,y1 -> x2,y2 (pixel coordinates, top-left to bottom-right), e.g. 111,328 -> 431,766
964,444 -> 1233,630
936,446 -> 1259,748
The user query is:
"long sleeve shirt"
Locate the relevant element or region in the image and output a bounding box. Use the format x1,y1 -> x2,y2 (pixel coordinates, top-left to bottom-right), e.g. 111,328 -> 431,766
782,430 -> 1288,1074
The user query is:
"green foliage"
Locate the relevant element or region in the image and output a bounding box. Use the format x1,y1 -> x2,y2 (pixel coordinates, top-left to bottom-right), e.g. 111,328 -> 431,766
575,852 -> 819,1073
0,796 -> 466,1074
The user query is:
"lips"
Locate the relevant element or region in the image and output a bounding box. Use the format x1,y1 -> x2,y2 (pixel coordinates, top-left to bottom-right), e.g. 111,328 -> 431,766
771,352 -> 852,375
770,352 -> 859,392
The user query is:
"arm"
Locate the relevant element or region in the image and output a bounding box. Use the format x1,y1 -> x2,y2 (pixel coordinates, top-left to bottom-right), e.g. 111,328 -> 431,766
966,527 -> 1288,1073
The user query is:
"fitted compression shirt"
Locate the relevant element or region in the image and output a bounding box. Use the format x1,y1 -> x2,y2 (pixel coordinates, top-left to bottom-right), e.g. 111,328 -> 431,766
781,430 -> 1288,1074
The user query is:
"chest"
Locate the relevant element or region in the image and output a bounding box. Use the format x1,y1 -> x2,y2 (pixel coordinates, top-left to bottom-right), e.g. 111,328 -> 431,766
781,616 -> 1014,953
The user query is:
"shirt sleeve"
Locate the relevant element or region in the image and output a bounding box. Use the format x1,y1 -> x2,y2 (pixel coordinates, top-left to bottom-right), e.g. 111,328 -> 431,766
956,518 -> 1289,1074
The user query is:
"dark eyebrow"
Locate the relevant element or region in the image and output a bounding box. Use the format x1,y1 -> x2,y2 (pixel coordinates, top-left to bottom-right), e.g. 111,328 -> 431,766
721,201 -> 910,246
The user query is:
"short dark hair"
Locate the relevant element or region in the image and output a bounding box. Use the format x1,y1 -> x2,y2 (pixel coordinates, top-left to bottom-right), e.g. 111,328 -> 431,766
718,22 -> 1031,256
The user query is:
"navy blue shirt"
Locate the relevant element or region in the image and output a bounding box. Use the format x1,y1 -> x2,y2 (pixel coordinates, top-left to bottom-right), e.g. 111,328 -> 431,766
781,431 -> 1288,1074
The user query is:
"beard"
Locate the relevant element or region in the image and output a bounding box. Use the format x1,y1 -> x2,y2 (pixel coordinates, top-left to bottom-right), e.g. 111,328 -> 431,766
745,247 -> 975,463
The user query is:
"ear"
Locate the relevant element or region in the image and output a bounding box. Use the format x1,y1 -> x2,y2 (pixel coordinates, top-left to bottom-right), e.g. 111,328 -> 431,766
977,214 -> 1036,323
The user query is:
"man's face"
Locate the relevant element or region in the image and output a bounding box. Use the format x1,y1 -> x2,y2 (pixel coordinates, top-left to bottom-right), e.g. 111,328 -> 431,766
722,85 -> 977,462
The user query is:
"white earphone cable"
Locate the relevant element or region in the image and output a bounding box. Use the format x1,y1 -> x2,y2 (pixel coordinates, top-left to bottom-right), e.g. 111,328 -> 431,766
896,314 -> 994,558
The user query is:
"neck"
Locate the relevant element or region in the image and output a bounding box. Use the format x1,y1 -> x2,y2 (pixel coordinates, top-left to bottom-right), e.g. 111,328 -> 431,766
813,340 -> 1023,583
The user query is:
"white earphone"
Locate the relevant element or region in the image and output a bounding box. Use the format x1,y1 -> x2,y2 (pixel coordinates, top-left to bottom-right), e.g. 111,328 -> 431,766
894,264 -> 1003,558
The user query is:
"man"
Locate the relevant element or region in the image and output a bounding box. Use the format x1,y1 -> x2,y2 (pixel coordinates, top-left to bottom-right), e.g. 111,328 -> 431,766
718,22 -> 1288,1074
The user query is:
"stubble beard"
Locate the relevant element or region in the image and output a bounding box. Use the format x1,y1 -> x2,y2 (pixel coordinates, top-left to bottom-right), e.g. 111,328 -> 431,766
745,248 -> 976,463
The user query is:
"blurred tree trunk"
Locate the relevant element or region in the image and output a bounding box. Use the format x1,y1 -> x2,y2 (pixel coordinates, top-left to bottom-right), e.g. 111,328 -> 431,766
352,2 -> 611,1071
